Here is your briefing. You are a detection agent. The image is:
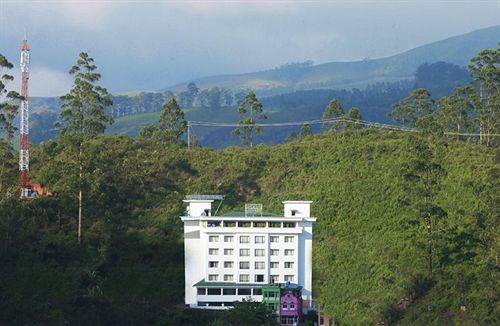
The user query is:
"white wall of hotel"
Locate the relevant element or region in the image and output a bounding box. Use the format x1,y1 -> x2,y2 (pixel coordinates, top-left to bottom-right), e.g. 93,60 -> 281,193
179,199 -> 316,308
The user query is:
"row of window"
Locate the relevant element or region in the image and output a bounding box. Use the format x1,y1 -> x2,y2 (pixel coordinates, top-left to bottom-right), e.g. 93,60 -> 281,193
198,288 -> 262,296
209,261 -> 295,269
209,235 -> 295,243
207,221 -> 297,228
208,248 -> 295,256
207,274 -> 295,282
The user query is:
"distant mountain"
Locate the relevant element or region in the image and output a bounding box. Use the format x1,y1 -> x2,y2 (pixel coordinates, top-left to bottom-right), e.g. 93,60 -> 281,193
162,25 -> 500,95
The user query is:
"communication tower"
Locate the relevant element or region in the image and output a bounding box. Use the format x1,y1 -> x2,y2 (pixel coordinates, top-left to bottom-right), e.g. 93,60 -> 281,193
19,36 -> 33,198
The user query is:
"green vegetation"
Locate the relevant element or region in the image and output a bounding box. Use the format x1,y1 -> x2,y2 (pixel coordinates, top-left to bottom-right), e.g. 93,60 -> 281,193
0,128 -> 498,324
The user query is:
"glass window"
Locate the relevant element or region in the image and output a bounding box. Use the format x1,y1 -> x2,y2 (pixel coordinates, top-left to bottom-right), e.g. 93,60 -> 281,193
224,261 -> 234,268
284,249 -> 294,256
270,236 -> 279,242
223,221 -> 236,227
239,274 -> 249,282
209,261 -> 218,268
270,249 -> 279,256
270,262 -> 279,268
285,275 -> 294,282
208,274 -> 218,281
224,248 -> 234,255
240,236 -> 250,243
255,261 -> 265,269
290,303 -> 295,310
209,248 -> 219,255
238,221 -> 251,227
223,288 -> 236,295
253,221 -> 266,228
224,235 -> 234,242
224,274 -> 234,282
197,288 -> 206,295
255,274 -> 265,282
271,275 -> 279,283
284,262 -> 294,268
282,303 -> 288,310
208,221 -> 221,227
209,235 -> 219,242
269,222 -> 281,228
284,236 -> 294,243
238,288 -> 251,295
239,261 -> 250,269
255,236 -> 265,243
283,222 -> 296,228
240,249 -> 250,256
207,288 -> 221,295
253,288 -> 262,295
255,249 -> 265,256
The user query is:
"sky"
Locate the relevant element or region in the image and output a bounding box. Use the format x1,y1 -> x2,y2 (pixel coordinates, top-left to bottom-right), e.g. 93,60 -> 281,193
0,0 -> 498,97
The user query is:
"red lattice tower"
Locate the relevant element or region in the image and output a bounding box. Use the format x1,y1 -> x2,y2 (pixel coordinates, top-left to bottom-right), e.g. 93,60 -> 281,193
19,37 -> 32,198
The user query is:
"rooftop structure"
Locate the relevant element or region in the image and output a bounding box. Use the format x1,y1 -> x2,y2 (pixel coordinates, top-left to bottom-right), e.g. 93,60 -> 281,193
179,196 -> 316,310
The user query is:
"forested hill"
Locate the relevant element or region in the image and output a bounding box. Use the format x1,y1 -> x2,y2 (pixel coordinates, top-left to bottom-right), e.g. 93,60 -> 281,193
163,25 -> 499,95
0,130 -> 498,325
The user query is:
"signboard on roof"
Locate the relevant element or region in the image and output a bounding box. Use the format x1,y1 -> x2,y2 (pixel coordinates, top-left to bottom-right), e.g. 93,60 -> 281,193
245,203 -> 263,217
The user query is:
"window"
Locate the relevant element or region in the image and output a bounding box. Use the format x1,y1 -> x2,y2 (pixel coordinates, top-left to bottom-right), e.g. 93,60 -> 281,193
291,209 -> 298,216
239,261 -> 250,269
253,288 -> 262,295
255,249 -> 265,256
255,274 -> 265,282
284,262 -> 294,268
255,236 -> 265,243
239,274 -> 249,282
224,248 -> 234,255
270,249 -> 279,256
240,236 -> 250,243
270,236 -> 279,242
255,262 -> 265,269
224,235 -> 234,242
269,222 -> 281,228
290,303 -> 295,311
224,274 -> 234,282
240,249 -> 250,256
197,288 -> 206,295
223,221 -> 236,227
208,221 -> 221,227
270,262 -> 279,268
282,303 -> 288,310
224,261 -> 234,268
209,261 -> 219,268
208,274 -> 218,281
223,288 -> 236,295
283,222 -> 296,228
208,236 -> 219,243
238,288 -> 251,295
284,236 -> 294,243
209,248 -> 219,255
285,275 -> 294,282
253,221 -> 266,227
207,288 -> 221,295
238,221 -> 251,227
284,249 -> 294,256
271,275 -> 279,283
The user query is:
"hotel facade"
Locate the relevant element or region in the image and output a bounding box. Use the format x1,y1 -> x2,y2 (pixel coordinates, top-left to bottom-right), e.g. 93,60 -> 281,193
180,196 -> 316,309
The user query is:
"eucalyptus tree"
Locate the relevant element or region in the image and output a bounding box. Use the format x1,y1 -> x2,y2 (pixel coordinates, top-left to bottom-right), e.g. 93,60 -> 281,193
322,98 -> 345,131
389,88 -> 434,129
0,54 -> 21,142
57,52 -> 113,244
232,91 -> 266,147
345,107 -> 362,130
299,123 -> 313,138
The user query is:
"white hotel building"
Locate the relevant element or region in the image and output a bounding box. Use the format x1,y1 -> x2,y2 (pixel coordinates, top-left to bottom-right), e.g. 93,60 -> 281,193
180,196 -> 316,309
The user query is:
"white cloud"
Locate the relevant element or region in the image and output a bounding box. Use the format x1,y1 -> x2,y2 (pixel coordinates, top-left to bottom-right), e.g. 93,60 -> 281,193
10,66 -> 72,97
50,0 -> 115,29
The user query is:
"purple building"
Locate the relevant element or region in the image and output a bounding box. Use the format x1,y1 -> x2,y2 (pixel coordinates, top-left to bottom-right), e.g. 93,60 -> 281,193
280,283 -> 303,326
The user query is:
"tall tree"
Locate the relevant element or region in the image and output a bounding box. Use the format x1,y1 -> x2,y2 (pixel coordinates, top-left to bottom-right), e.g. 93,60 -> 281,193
322,98 -> 345,131
389,88 -> 434,128
345,107 -> 362,130
468,46 -> 499,146
0,54 -> 21,142
57,52 -> 113,244
157,98 -> 187,144
299,123 -> 313,138
436,87 -> 473,140
233,91 -> 266,147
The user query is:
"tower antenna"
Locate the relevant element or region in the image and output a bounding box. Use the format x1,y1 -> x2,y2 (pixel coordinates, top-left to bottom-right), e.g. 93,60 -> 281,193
19,35 -> 33,198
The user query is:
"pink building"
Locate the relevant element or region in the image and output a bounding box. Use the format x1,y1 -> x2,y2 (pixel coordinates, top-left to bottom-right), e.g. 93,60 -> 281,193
280,283 -> 303,325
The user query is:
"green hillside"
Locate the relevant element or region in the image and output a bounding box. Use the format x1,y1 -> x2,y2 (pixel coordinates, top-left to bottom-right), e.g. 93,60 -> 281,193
0,130 -> 497,325
164,25 -> 499,95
